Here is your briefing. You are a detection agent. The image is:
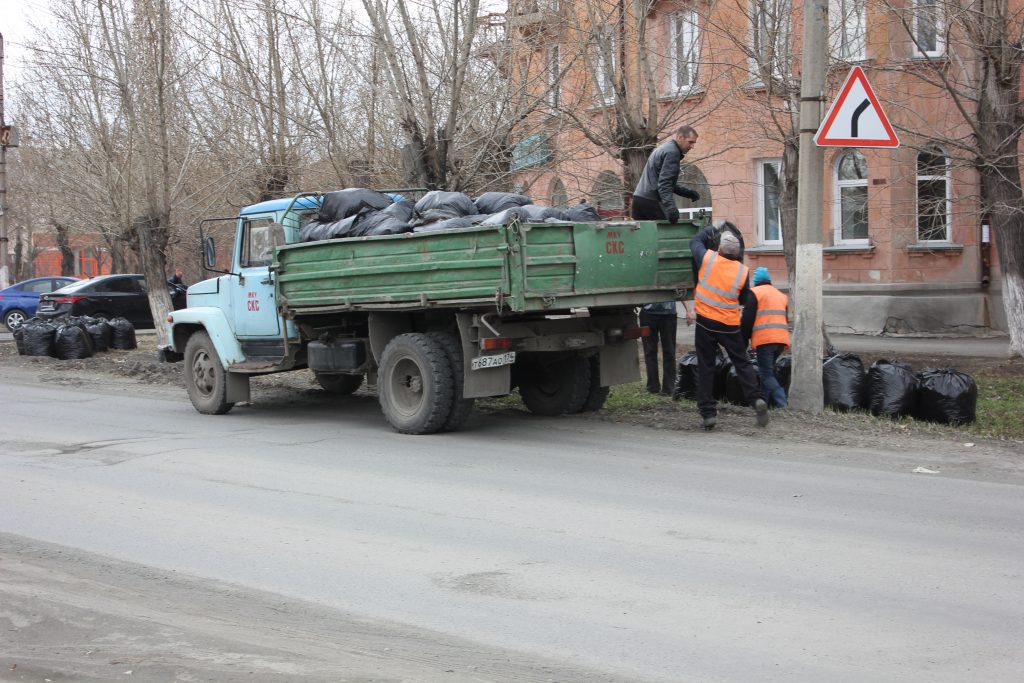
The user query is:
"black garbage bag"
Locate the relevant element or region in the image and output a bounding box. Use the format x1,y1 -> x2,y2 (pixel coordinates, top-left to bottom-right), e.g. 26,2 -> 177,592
413,215 -> 488,233
55,324 -> 94,360
913,368 -> 978,425
319,188 -> 393,222
867,359 -> 917,418
300,218 -> 333,242
672,352 -> 699,400
413,191 -> 477,225
520,205 -> 569,222
775,355 -> 792,392
85,319 -> 113,352
109,317 -> 137,350
564,203 -> 601,221
12,324 -> 26,355
725,352 -> 761,406
359,200 -> 416,236
822,352 -> 866,412
474,192 -> 533,214
22,320 -> 57,357
480,207 -> 530,225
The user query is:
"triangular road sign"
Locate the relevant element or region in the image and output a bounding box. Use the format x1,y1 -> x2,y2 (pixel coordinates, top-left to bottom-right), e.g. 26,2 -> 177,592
815,66 -> 899,148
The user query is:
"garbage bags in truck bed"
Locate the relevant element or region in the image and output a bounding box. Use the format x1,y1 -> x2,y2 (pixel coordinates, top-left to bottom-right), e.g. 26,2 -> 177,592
319,188 -> 393,222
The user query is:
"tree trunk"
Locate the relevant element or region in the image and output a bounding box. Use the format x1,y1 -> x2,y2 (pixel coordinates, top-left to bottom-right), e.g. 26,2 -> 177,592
780,137 -> 800,287
134,215 -> 174,348
54,223 -> 76,276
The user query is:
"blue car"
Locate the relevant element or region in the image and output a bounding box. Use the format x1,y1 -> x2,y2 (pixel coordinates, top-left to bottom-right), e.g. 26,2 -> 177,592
0,276 -> 80,330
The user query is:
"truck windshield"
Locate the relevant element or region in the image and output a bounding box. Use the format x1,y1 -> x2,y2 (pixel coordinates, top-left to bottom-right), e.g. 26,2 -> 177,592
240,218 -> 283,267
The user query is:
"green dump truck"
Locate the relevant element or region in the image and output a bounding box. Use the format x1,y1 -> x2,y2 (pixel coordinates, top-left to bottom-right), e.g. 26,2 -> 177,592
162,191 -> 698,434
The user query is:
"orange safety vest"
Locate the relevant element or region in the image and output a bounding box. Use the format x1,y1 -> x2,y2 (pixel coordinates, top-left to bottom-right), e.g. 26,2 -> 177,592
694,250 -> 749,326
751,284 -> 790,348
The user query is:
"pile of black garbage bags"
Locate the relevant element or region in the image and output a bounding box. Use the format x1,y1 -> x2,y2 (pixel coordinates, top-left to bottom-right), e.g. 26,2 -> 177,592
673,350 -> 977,426
13,316 -> 138,360
299,189 -> 604,243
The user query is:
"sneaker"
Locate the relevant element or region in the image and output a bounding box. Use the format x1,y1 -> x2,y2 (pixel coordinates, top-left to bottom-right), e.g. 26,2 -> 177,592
754,399 -> 769,427
702,415 -> 717,431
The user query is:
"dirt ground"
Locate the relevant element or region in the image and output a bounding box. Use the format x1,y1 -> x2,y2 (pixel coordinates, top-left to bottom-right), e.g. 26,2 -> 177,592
2,335 -> 1021,469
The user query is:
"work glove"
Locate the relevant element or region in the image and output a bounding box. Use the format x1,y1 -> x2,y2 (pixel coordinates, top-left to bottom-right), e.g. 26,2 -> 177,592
665,206 -> 680,224
680,187 -> 701,202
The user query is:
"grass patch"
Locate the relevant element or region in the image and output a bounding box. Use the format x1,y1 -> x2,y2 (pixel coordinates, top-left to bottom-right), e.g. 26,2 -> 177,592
966,375 -> 1024,440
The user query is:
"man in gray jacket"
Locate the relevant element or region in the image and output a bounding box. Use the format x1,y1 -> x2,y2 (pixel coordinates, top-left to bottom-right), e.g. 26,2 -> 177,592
630,126 -> 701,224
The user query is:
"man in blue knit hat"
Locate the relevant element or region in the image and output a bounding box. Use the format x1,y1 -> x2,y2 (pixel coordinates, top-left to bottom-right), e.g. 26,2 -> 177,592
749,266 -> 790,408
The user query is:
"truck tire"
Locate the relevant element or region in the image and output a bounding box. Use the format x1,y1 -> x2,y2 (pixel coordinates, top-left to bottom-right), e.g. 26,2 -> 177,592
520,355 -> 591,416
378,333 -> 455,434
184,330 -> 234,415
577,356 -> 610,412
427,332 -> 475,431
315,371 -> 364,395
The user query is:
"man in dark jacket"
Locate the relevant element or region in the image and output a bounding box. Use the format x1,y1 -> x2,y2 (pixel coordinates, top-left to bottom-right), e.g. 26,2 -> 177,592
631,126 -> 701,224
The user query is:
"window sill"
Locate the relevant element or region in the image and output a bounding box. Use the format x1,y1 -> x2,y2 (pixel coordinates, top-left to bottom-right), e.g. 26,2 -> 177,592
824,243 -> 875,259
907,242 -> 963,256
658,88 -> 704,102
746,245 -> 784,257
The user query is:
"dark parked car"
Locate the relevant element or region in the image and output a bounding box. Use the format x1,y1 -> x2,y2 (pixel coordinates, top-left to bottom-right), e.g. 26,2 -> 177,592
0,276 -> 80,330
37,274 -> 186,328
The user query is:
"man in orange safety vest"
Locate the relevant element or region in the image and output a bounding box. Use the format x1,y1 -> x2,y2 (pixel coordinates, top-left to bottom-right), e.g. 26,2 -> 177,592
689,221 -> 769,431
749,266 -> 790,408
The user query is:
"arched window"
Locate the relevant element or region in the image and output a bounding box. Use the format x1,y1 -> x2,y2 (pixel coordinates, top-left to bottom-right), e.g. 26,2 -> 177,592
833,150 -> 868,244
549,177 -> 568,209
916,147 -> 950,242
592,171 -> 624,211
676,163 -> 711,220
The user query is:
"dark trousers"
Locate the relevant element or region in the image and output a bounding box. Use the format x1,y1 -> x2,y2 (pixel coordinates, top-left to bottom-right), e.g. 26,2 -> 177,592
631,195 -> 667,220
695,324 -> 762,418
640,311 -> 677,394
755,343 -> 788,408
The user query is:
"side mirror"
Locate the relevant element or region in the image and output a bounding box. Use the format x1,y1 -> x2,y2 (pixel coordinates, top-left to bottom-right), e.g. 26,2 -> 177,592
203,237 -> 217,269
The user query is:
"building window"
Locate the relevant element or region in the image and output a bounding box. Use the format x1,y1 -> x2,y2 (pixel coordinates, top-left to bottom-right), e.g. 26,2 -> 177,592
594,26 -> 616,103
667,10 -> 699,93
833,150 -> 869,244
756,160 -> 782,245
546,44 -> 560,109
830,0 -> 866,62
76,247 -> 100,277
917,147 -> 950,242
750,0 -> 792,82
592,171 -> 624,211
913,0 -> 944,56
549,177 -> 568,209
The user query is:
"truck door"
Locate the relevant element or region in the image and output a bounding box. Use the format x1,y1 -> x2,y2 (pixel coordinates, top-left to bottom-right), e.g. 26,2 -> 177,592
231,217 -> 283,337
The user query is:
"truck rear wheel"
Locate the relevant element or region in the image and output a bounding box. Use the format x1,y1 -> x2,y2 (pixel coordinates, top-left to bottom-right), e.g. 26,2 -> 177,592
184,331 -> 234,415
378,333 -> 455,434
520,355 -> 591,416
576,356 -> 610,412
427,332 -> 475,431
315,371 -> 364,395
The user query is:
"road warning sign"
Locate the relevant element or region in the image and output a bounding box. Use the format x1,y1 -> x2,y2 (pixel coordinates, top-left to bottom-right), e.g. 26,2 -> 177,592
815,67 -> 899,148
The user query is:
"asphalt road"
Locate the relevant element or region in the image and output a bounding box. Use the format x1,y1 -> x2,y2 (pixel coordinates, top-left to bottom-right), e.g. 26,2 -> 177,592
1,374 -> 1023,682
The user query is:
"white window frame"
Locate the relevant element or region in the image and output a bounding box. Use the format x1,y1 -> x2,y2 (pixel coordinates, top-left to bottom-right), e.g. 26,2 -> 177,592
756,159 -> 783,246
546,44 -> 560,109
594,26 -> 616,104
829,0 -> 866,62
832,150 -> 870,245
916,147 -> 951,243
666,9 -> 699,95
749,0 -> 792,83
912,0 -> 944,57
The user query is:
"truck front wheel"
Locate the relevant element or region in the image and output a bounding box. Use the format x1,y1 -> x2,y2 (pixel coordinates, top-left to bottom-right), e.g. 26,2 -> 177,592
315,372 -> 364,395
184,331 -> 234,415
520,355 -> 591,416
378,333 -> 455,434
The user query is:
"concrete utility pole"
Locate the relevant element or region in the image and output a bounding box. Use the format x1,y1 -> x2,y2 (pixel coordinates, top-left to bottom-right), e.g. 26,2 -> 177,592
789,0 -> 828,411
0,32 -> 9,289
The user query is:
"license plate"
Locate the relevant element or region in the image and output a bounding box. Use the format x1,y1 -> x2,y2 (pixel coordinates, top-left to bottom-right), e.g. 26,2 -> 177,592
471,351 -> 516,371
39,301 -> 54,311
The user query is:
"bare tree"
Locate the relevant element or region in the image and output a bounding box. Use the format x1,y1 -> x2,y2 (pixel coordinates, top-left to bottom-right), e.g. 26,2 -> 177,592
874,0 -> 1024,355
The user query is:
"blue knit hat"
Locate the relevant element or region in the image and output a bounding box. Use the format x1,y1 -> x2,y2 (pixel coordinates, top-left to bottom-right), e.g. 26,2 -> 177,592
752,266 -> 772,286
